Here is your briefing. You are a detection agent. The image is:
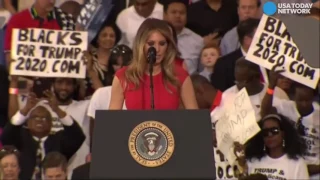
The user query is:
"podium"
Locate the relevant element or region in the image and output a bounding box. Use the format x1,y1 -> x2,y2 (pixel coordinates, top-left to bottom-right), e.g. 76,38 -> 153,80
91,110 -> 215,179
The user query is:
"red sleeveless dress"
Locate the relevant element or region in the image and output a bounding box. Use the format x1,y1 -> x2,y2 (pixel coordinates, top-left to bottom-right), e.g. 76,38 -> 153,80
115,66 -> 188,110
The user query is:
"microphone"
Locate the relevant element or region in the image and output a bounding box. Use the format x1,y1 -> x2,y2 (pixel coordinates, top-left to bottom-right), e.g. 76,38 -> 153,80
147,46 -> 156,109
147,46 -> 156,65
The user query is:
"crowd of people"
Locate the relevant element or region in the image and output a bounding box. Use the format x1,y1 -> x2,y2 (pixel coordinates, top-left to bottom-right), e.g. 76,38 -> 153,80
0,0 -> 319,179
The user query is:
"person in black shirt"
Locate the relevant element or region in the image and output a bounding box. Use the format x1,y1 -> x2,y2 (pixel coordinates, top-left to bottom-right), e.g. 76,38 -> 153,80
186,0 -> 238,38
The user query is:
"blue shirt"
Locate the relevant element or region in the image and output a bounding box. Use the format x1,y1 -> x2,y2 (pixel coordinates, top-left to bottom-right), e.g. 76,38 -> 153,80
220,26 -> 240,56
177,27 -> 204,74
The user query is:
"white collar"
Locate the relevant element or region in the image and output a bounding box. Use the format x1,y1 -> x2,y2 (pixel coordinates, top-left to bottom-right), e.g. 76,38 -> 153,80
240,47 -> 247,56
33,136 -> 48,142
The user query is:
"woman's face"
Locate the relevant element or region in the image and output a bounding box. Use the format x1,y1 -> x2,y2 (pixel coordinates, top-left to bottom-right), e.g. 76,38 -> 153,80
1,154 -> 20,180
98,26 -> 116,49
262,119 -> 284,150
144,31 -> 168,64
112,56 -> 123,71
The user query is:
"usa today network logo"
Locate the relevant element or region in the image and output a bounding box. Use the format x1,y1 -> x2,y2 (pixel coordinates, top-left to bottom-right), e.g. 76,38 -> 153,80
263,1 -> 313,15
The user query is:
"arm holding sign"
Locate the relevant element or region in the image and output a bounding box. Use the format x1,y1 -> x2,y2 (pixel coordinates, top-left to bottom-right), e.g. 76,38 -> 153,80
260,68 -> 285,117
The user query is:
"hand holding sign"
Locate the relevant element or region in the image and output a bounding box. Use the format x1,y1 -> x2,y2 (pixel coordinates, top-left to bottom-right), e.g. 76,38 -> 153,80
216,88 -> 260,164
268,65 -> 286,88
246,15 -> 320,89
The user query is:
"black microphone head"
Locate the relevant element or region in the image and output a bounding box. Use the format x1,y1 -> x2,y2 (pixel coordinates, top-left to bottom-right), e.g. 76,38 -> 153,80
147,46 -> 157,64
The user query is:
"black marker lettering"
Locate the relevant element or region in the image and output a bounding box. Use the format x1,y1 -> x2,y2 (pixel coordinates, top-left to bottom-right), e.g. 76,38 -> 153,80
253,43 -> 263,57
39,46 -> 50,57
16,57 -> 25,70
52,60 -> 60,73
18,29 -> 28,41
56,31 -> 69,45
264,17 -> 277,33
69,32 -> 82,46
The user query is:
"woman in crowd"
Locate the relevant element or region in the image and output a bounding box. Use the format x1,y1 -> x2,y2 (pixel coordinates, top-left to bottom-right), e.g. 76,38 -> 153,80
0,145 -> 20,180
243,114 -> 309,180
85,23 -> 121,96
261,69 -> 320,179
109,18 -> 198,110
85,44 -> 132,91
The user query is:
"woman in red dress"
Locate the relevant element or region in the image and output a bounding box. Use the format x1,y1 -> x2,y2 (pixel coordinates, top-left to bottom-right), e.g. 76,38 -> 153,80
109,19 -> 198,110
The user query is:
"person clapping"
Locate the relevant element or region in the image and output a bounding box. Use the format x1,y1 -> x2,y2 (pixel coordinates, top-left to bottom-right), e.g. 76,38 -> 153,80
1,92 -> 85,179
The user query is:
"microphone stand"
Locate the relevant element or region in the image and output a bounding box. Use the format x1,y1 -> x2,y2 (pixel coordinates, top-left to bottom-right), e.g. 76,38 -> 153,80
149,62 -> 155,109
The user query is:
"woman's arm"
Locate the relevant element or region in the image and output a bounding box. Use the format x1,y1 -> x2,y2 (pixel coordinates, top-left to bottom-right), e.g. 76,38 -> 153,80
108,76 -> 124,110
180,76 -> 198,109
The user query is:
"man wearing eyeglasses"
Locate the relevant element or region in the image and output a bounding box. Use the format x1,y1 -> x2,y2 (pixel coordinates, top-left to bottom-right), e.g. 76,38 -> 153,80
1,92 -> 85,180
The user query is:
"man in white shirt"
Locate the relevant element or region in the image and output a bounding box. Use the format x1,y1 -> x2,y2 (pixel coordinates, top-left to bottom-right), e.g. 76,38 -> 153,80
116,0 -> 163,48
211,57 -> 288,123
87,86 -> 127,149
163,0 -> 203,74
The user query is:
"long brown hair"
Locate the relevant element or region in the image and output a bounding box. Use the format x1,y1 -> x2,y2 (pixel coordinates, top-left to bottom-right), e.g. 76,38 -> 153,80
124,18 -> 180,90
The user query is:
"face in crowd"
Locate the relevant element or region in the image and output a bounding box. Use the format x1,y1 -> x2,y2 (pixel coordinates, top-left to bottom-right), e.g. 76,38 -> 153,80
234,58 -> 261,92
97,26 -> 117,50
134,0 -> 157,18
200,47 -> 220,68
261,117 -> 284,150
164,2 -> 187,32
237,0 -> 260,21
27,106 -> 52,137
294,85 -> 315,116
37,0 -> 56,12
0,152 -> 20,180
53,78 -> 76,104
44,166 -> 67,180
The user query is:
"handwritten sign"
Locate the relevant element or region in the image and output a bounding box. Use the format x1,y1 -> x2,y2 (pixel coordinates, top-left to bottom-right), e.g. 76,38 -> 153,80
214,147 -> 238,180
216,88 -> 260,164
246,14 -> 320,89
10,28 -> 88,78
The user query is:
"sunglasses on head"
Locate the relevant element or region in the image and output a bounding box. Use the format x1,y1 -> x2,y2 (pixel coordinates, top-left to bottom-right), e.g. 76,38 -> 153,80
262,127 -> 281,137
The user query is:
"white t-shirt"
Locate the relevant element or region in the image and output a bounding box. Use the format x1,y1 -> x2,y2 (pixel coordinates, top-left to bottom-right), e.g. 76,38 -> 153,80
247,154 -> 309,180
116,2 -> 163,48
18,97 -> 90,178
87,86 -> 127,119
214,147 -> 238,180
273,98 -> 320,165
211,84 -> 288,123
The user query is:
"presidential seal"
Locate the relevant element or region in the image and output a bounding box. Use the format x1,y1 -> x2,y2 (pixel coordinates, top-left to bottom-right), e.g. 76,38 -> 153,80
128,121 -> 175,168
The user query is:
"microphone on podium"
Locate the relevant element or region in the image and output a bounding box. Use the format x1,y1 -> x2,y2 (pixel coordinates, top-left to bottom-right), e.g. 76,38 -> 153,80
147,47 -> 156,109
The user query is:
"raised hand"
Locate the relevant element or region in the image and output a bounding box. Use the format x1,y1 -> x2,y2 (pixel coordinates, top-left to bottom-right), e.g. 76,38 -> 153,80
43,90 -> 59,112
20,92 -> 39,115
82,51 -> 94,72
43,90 -> 66,118
269,66 -> 286,88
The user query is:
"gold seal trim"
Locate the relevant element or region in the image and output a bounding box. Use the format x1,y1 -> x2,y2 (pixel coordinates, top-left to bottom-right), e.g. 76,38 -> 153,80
128,121 -> 175,168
